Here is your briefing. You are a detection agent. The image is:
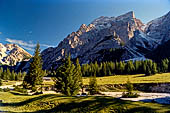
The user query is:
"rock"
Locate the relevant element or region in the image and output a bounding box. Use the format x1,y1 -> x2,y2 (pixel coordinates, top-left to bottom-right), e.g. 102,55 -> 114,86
41,11 -> 145,70
0,43 -> 32,66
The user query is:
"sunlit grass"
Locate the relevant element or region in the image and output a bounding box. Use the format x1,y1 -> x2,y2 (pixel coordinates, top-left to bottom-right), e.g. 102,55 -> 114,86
83,73 -> 170,85
3,73 -> 170,87
0,91 -> 170,112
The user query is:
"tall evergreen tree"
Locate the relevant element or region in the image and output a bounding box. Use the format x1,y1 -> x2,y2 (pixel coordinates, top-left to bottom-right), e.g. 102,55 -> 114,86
10,70 -> 15,80
23,43 -> 44,89
152,62 -> 158,75
126,61 -> 135,74
54,55 -> 82,96
161,59 -> 169,73
0,67 -> 3,79
89,74 -> 98,95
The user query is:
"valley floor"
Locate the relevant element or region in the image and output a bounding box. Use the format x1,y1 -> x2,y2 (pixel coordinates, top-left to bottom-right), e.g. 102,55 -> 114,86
83,73 -> 170,85
0,91 -> 170,113
1,73 -> 170,112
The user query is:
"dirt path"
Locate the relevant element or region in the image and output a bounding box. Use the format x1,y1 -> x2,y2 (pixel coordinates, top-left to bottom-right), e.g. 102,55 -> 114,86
101,92 -> 170,104
0,81 -> 22,90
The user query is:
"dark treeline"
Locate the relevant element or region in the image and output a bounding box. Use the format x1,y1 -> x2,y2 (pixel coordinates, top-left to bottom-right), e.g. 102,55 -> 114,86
0,67 -> 26,81
81,58 -> 170,77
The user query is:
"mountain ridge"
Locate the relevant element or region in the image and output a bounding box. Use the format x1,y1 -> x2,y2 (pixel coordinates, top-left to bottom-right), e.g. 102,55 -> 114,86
11,11 -> 170,71
0,43 -> 32,66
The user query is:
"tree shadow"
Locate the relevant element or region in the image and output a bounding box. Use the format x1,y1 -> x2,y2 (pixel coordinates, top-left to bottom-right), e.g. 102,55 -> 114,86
2,94 -> 59,107
2,94 -> 168,113
10,91 -> 29,96
32,96 -> 158,113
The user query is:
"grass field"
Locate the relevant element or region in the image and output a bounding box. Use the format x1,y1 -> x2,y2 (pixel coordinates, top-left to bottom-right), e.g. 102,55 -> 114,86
0,91 -> 170,113
83,73 -> 170,85
2,73 -> 170,87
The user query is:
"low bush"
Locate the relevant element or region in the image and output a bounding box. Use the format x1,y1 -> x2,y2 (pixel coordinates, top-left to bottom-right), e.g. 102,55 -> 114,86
0,88 -> 3,92
122,80 -> 139,98
14,86 -> 27,93
3,88 -> 10,92
122,92 -> 139,98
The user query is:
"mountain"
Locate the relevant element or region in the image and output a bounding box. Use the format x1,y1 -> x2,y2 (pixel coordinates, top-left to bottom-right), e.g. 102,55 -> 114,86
17,11 -> 170,71
0,43 -> 32,66
41,11 -> 147,70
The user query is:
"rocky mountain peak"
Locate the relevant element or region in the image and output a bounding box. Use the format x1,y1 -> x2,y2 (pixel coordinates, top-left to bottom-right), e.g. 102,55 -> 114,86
40,11 -> 170,70
116,11 -> 135,20
145,11 -> 170,44
0,43 -> 32,66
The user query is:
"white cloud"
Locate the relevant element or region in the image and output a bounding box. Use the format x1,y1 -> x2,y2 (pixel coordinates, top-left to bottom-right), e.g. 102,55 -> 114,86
22,46 -> 34,51
5,38 -> 54,51
0,32 -> 2,35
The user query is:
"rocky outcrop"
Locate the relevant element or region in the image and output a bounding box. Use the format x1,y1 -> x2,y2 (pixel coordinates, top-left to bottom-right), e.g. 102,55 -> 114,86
36,11 -> 170,70
41,11 -> 146,70
145,11 -> 170,44
0,43 -> 32,66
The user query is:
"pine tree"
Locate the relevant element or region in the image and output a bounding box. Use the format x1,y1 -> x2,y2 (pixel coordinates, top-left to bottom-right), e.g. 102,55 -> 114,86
0,67 -> 3,79
117,61 -> 125,74
110,62 -> 115,75
6,68 -> 11,80
73,58 -> 83,93
152,62 -> 158,75
0,79 -> 2,86
89,74 -> 98,95
54,55 -> 82,96
23,43 -> 44,89
161,59 -> 169,73
3,70 -> 7,80
10,70 -> 15,80
126,61 -> 135,74
102,62 -> 107,76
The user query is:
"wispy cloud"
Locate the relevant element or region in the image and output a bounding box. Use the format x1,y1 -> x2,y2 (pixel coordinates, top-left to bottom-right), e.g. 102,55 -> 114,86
5,38 -> 54,51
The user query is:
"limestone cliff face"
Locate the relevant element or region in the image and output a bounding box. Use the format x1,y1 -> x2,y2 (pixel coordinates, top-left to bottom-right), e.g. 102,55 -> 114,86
16,11 -> 170,71
0,43 -> 32,66
145,11 -> 170,44
41,11 -> 145,69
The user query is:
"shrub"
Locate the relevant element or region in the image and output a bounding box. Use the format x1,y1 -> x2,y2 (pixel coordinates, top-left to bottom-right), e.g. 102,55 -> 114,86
89,75 -> 99,95
0,88 -> 3,92
3,88 -> 10,92
122,80 -> 139,98
122,92 -> 139,98
14,86 -> 27,93
32,87 -> 38,92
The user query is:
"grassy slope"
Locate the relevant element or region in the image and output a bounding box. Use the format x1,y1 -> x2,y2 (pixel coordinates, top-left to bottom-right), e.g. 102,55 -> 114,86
83,73 -> 170,85
3,73 -> 170,86
0,91 -> 170,113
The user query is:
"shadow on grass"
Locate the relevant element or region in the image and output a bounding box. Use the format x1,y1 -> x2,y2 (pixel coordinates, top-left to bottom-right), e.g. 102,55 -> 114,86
2,94 -> 59,107
2,93 -> 165,113
32,97 -> 158,113
10,91 -> 29,96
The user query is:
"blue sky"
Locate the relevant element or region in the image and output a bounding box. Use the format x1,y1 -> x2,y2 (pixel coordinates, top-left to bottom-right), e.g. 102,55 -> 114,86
0,0 -> 170,54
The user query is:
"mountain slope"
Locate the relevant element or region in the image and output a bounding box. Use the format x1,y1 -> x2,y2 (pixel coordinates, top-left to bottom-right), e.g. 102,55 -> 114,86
41,11 -> 146,70
0,43 -> 32,66
28,10 -> 170,71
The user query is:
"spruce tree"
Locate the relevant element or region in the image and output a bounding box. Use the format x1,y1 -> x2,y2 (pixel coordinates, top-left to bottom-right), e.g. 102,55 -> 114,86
89,74 -> 98,95
126,61 -> 135,74
0,67 -> 3,79
102,62 -> 107,76
0,79 -> 2,86
161,59 -> 169,73
73,58 -> 83,93
54,55 -> 82,96
23,43 -> 44,89
10,70 -> 15,80
6,68 -> 11,80
152,62 -> 158,75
